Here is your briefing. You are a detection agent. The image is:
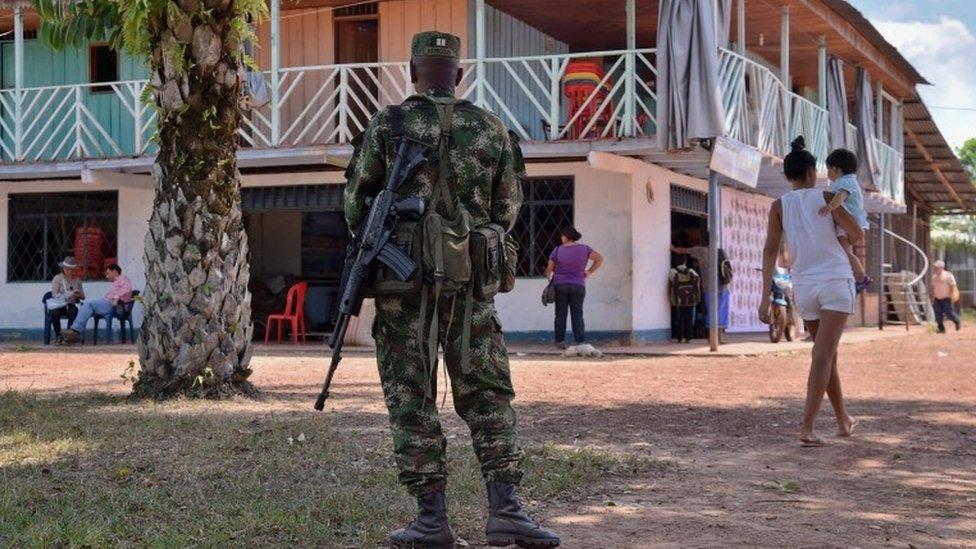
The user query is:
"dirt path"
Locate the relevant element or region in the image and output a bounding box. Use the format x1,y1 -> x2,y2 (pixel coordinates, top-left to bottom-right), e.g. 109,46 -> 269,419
2,327 -> 974,547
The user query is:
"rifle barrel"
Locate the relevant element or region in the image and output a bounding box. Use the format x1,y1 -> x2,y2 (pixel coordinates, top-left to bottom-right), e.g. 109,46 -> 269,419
314,315 -> 351,411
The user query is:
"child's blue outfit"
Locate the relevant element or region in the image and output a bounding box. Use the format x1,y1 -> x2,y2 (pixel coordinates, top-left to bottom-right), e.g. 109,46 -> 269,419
829,172 -> 872,294
829,173 -> 869,232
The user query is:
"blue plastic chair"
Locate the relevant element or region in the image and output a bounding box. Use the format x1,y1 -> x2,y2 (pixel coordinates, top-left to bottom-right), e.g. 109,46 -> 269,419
42,291 -> 84,345
42,291 -> 58,345
109,290 -> 140,344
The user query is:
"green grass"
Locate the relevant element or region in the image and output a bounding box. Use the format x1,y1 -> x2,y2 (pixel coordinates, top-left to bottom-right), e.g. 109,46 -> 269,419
0,391 -> 666,547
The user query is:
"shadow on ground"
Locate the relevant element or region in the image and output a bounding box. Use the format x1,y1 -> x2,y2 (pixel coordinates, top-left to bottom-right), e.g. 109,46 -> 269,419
1,387 -> 973,547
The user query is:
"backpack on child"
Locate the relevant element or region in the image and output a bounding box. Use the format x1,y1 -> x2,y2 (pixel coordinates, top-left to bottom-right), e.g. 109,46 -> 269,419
718,248 -> 734,287
670,266 -> 701,307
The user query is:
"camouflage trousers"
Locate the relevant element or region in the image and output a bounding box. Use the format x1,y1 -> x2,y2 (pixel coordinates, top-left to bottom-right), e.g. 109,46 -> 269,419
373,292 -> 524,496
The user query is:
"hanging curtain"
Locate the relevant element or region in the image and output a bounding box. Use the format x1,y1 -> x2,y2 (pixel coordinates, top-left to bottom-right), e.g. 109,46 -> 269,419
826,56 -> 849,151
854,67 -> 881,189
657,0 -> 727,151
715,0 -> 733,48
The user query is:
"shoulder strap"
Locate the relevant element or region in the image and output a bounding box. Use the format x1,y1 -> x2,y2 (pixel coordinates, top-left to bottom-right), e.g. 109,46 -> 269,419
389,105 -> 405,140
431,101 -> 457,217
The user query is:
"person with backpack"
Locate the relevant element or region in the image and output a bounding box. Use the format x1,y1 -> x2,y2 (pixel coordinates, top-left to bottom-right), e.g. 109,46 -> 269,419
672,232 -> 733,342
343,32 -> 558,548
669,255 -> 702,343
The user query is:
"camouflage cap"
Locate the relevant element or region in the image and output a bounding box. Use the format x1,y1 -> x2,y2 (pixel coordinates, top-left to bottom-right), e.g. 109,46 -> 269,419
411,31 -> 461,60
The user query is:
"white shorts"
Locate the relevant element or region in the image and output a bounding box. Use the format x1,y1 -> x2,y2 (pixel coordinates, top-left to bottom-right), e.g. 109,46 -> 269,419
793,279 -> 856,321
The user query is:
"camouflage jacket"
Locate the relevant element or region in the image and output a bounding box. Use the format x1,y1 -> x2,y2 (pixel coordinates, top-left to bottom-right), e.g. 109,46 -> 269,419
343,89 -> 525,234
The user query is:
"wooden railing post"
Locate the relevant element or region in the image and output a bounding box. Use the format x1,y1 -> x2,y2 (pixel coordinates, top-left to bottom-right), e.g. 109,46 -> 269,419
549,57 -> 560,140
13,4 -> 24,160
475,0 -> 487,109
270,0 -> 281,147
624,0 -> 636,137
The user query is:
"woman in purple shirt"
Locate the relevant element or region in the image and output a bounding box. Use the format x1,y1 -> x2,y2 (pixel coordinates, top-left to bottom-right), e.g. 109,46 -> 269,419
546,226 -> 603,348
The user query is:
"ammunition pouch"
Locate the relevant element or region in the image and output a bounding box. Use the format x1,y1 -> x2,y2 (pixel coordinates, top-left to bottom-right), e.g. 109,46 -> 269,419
471,223 -> 509,301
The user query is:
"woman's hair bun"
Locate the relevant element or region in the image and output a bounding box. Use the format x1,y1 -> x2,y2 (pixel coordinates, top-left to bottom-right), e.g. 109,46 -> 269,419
790,136 -> 806,152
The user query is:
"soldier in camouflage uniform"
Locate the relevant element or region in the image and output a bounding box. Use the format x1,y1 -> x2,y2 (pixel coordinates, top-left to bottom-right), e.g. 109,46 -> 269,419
344,32 -> 560,548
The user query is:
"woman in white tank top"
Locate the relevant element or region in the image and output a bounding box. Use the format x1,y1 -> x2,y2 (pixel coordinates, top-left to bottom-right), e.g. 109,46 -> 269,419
759,137 -> 865,447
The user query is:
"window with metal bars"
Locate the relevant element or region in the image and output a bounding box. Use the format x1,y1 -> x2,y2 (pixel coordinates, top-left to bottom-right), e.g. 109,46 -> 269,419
7,192 -> 118,283
511,177 -> 574,277
334,2 -> 377,18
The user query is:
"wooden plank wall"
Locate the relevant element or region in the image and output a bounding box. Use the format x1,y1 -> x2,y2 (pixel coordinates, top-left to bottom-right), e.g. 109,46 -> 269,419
0,39 -> 146,161
379,0 -> 469,62
254,8 -> 335,145
467,0 -> 568,139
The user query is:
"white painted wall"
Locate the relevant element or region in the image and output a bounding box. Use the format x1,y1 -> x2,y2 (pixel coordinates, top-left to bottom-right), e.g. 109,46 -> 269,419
0,179 -> 153,331
495,161 -> 633,335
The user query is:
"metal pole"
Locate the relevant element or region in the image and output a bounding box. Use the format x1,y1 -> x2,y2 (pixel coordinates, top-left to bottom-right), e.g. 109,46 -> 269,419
708,169 -> 721,351
780,5 -> 790,86
875,80 -> 884,139
737,0 -> 746,55
911,203 -> 917,274
625,0 -> 636,136
817,35 -> 826,109
475,0 -> 487,108
270,0 -> 281,146
549,57 -> 559,140
13,4 -> 24,160
878,212 -> 886,330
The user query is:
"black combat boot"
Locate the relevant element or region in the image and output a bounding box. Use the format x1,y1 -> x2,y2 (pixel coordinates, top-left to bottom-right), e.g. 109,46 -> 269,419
389,490 -> 465,548
485,482 -> 560,548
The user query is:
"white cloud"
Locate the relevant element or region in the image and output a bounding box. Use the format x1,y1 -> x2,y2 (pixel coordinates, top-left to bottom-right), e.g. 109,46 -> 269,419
874,16 -> 976,148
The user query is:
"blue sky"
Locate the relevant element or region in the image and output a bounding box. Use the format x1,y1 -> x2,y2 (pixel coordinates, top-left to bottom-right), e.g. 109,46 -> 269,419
849,0 -> 976,148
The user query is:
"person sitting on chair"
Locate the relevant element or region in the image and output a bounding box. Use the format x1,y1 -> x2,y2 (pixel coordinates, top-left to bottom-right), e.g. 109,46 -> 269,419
47,256 -> 85,340
60,264 -> 133,345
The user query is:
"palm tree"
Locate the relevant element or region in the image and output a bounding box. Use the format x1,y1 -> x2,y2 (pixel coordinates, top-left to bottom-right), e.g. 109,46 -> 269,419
35,0 -> 268,398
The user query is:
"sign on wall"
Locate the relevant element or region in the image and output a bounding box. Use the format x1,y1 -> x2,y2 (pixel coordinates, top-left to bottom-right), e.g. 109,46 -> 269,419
721,187 -> 774,333
709,136 -> 763,188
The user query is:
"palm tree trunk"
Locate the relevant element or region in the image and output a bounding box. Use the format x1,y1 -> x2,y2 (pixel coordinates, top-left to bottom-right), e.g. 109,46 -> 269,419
134,0 -> 254,398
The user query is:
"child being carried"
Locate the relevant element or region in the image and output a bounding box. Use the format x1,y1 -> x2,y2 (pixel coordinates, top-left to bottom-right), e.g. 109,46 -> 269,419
819,148 -> 872,293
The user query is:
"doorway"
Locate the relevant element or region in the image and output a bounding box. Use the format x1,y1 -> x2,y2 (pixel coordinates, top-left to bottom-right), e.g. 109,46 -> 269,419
670,184 -> 709,341
334,16 -> 379,132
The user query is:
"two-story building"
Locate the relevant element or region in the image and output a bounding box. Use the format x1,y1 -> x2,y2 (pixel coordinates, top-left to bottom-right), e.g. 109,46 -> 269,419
0,0 -> 973,342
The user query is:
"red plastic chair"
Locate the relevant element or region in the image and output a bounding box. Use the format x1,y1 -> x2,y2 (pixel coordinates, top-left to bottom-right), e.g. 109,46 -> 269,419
265,281 -> 308,344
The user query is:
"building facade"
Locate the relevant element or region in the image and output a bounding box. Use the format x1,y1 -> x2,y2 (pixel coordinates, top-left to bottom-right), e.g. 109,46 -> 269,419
0,0 -> 973,342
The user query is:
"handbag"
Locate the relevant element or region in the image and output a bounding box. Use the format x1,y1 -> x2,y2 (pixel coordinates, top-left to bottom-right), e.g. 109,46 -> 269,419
541,282 -> 556,306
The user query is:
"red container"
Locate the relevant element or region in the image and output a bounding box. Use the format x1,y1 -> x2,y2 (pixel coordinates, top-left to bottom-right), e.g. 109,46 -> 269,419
74,226 -> 106,279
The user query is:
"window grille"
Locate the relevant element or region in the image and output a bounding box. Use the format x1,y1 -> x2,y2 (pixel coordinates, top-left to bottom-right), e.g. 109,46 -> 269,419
511,177 -> 574,278
7,192 -> 118,282
670,184 -> 708,217
334,2 -> 378,18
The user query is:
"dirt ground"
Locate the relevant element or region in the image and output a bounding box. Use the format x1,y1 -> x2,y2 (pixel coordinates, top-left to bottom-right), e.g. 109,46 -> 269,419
2,326 -> 975,548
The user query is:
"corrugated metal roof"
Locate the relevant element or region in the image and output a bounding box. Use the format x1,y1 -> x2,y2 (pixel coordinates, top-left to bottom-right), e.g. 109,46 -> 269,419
903,95 -> 976,213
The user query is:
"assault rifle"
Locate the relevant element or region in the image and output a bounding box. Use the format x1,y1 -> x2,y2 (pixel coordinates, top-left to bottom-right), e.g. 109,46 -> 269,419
314,136 -> 430,411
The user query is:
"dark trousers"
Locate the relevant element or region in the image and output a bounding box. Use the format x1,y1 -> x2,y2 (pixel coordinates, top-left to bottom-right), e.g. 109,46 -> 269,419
933,298 -> 960,332
554,283 -> 586,344
49,305 -> 78,336
673,306 -> 695,341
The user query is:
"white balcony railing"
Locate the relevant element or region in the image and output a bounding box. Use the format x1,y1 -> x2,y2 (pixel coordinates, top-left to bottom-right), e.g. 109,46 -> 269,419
875,138 -> 905,204
0,80 -> 155,162
719,48 -> 828,168
0,46 -> 903,205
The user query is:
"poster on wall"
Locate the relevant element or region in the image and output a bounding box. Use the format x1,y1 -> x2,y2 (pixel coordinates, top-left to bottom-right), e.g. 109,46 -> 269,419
721,187 -> 774,333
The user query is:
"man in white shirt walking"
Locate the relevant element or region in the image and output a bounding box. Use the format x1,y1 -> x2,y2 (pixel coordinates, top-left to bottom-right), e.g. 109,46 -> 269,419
930,260 -> 961,333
